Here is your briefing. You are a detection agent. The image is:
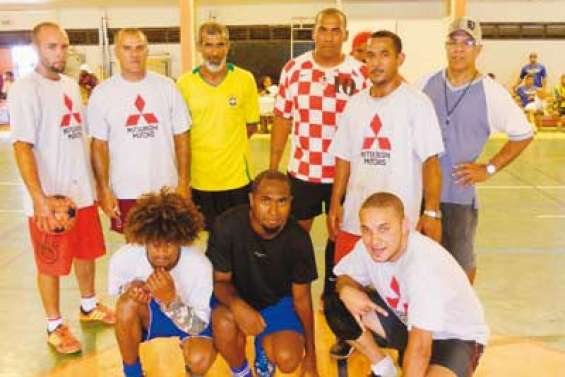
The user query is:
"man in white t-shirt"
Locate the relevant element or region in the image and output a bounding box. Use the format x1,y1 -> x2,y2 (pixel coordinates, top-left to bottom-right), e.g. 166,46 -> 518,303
325,192 -> 488,377
327,30 -> 443,360
89,28 -> 190,234
9,22 -> 114,355
109,189 -> 215,377
329,30 -> 443,264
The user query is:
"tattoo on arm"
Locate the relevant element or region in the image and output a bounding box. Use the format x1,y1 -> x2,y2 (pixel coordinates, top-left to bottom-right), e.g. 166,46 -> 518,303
160,296 -> 207,335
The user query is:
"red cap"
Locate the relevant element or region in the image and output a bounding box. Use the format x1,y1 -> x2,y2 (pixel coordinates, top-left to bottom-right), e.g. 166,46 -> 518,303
351,31 -> 372,50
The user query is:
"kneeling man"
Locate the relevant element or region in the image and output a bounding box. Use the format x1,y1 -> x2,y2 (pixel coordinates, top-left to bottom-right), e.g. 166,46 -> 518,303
207,170 -> 319,377
109,189 -> 215,377
325,192 -> 488,377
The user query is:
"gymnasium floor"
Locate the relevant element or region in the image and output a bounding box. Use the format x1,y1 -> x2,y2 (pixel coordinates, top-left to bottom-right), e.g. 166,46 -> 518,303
0,130 -> 564,376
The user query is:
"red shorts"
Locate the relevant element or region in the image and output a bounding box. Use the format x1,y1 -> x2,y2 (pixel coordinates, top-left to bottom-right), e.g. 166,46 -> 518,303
335,230 -> 361,264
29,205 -> 106,276
110,199 -> 137,233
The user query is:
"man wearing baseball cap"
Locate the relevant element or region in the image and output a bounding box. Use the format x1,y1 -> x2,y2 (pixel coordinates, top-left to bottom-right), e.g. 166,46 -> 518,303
416,18 -> 533,283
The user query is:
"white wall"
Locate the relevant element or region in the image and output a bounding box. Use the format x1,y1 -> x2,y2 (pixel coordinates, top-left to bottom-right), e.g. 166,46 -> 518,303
2,1 -> 565,86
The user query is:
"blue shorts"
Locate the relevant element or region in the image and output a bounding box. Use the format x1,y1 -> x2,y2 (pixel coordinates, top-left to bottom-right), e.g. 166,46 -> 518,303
211,295 -> 304,348
143,299 -> 212,342
255,296 -> 304,349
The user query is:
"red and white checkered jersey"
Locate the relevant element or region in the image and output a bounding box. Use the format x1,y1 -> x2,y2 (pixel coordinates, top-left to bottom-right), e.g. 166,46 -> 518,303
274,51 -> 369,183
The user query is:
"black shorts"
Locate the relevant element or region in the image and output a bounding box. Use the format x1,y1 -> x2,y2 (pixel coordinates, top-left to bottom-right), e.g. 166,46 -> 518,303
192,184 -> 251,230
441,203 -> 478,273
324,290 -> 484,377
289,174 -> 332,220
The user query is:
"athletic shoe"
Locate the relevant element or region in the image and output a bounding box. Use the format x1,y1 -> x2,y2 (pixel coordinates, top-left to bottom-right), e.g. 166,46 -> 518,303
254,343 -> 275,377
47,324 -> 82,354
79,303 -> 116,325
329,339 -> 354,360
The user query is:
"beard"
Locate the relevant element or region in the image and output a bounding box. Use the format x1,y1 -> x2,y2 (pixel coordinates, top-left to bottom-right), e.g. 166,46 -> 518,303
203,58 -> 226,73
262,224 -> 282,235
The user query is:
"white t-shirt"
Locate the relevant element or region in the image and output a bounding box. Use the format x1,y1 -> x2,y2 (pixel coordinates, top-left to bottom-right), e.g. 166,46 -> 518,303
334,232 -> 489,345
329,84 -> 444,234
8,71 -> 95,216
108,244 -> 212,325
87,72 -> 191,199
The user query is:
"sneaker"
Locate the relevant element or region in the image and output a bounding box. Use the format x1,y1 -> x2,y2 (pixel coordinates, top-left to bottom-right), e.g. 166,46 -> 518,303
47,324 -> 82,354
254,342 -> 275,377
329,339 -> 354,360
79,303 -> 116,325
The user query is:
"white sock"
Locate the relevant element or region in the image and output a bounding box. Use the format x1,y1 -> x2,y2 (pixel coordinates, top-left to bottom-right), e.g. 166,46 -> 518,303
81,296 -> 97,313
47,317 -> 64,333
371,356 -> 397,377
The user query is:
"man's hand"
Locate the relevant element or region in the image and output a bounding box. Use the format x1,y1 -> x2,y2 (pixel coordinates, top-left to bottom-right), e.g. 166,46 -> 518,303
126,280 -> 151,305
453,163 -> 490,186
416,215 -> 441,243
231,299 -> 266,336
339,286 -> 388,328
32,195 -> 59,233
99,188 -> 120,219
300,353 -> 319,377
147,268 -> 176,306
328,203 -> 343,241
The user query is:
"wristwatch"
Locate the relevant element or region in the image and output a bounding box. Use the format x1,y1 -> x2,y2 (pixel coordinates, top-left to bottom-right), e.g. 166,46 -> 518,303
486,163 -> 497,176
423,209 -> 442,219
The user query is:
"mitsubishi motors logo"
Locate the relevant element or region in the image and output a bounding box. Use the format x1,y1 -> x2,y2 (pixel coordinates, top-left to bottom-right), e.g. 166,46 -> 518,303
126,95 -> 158,126
361,113 -> 391,166
362,114 -> 390,151
386,277 -> 408,321
60,95 -> 81,128
125,95 -> 159,139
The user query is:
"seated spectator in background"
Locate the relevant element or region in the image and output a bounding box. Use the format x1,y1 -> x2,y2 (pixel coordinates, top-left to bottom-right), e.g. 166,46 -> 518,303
513,52 -> 547,92
553,74 -> 565,116
0,70 -> 14,100
78,64 -> 98,103
325,192 -> 488,377
259,75 -> 277,96
517,74 -> 544,132
109,189 -> 215,377
516,74 -> 541,108
350,31 -> 372,63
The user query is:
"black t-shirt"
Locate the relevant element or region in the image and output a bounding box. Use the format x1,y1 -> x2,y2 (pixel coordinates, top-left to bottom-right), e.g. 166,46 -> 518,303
206,205 -> 318,310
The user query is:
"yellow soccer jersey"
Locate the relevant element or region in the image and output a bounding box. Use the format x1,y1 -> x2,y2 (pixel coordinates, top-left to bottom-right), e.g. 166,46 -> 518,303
177,64 -> 260,191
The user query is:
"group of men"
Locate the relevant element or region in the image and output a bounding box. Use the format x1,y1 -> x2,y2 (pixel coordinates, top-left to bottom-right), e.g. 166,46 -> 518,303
8,7 -> 534,377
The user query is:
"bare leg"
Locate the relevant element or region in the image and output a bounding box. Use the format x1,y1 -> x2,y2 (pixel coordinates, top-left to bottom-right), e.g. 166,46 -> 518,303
182,337 -> 217,376
211,304 -> 247,368
74,259 -> 95,298
114,293 -> 149,364
349,330 -> 387,364
263,330 -> 304,374
37,273 -> 61,319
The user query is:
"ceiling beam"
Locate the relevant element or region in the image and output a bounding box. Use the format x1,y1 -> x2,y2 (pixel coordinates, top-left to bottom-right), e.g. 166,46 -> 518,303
447,0 -> 467,18
179,0 -> 195,72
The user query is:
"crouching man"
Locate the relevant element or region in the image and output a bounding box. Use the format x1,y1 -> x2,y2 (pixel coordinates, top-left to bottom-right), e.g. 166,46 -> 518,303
325,192 -> 488,377
108,189 -> 215,377
207,170 -> 319,377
